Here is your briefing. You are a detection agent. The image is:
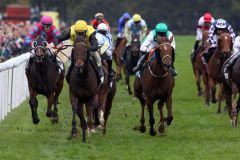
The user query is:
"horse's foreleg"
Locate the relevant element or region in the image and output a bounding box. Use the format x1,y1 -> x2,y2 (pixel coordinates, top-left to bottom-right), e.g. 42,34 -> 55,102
158,100 -> 165,134
29,90 -> 39,124
125,71 -> 132,95
86,103 -> 95,135
217,84 -> 225,113
209,79 -> 217,104
146,99 -> 156,136
99,91 -> 108,129
195,71 -> 203,96
46,93 -> 54,118
103,99 -> 113,135
76,103 -> 87,143
202,71 -> 210,106
165,96 -> 173,126
70,93 -> 78,138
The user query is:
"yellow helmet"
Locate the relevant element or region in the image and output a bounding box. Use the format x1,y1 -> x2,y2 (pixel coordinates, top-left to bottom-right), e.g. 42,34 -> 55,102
133,14 -> 141,22
74,20 -> 88,32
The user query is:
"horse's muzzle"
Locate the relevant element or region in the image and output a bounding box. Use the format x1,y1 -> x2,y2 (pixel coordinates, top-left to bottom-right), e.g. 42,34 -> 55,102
75,64 -> 84,73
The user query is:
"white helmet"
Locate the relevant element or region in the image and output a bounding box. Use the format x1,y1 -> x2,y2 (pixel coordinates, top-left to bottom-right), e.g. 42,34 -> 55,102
97,23 -> 108,31
216,19 -> 227,29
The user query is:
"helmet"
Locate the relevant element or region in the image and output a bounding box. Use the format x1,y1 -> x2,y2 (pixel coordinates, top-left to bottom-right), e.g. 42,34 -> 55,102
122,12 -> 131,20
97,23 -> 108,31
155,23 -> 168,33
203,13 -> 212,23
95,12 -> 104,19
216,19 -> 227,29
133,14 -> 141,22
41,15 -> 53,25
74,20 -> 88,32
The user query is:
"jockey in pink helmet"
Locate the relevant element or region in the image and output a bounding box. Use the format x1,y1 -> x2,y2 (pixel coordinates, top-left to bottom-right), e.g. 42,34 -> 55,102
24,15 -> 62,75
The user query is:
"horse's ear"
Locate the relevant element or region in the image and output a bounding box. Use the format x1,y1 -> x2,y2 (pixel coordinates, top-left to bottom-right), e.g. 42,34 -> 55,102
169,36 -> 174,43
31,41 -> 37,48
42,41 -> 48,48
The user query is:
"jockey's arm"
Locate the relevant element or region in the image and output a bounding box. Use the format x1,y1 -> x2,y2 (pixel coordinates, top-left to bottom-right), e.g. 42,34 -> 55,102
140,25 -> 148,42
140,31 -> 154,52
88,32 -> 98,52
23,25 -> 39,46
55,28 -> 71,45
124,24 -> 131,43
233,36 -> 240,54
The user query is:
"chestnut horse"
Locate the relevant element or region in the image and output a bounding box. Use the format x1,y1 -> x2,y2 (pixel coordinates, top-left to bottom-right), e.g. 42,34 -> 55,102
69,36 -> 99,143
223,57 -> 240,127
113,38 -> 127,81
134,36 -> 174,136
26,36 -> 65,124
192,30 -> 210,105
208,33 -> 232,113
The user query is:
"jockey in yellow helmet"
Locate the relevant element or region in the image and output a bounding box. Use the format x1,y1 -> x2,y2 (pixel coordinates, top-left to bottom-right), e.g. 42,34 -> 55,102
55,20 -> 104,84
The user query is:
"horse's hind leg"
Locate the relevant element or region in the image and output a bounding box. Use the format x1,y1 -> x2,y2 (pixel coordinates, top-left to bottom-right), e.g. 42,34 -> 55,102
86,103 -> 95,136
165,96 -> 173,126
196,71 -> 203,96
125,71 -> 132,95
77,103 -> 87,143
46,93 -> 54,118
29,91 -> 39,124
158,100 -> 165,133
217,84 -> 224,113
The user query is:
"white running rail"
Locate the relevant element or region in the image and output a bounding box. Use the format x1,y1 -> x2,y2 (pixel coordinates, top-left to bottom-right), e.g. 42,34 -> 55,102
0,53 -> 30,121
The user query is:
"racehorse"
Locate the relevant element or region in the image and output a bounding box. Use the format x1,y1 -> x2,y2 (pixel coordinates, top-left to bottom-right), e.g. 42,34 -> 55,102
222,57 -> 240,127
26,36 -> 65,124
69,35 -> 99,142
208,33 -> 232,113
134,36 -> 175,136
124,34 -> 141,95
192,30 -> 210,105
98,62 -> 117,134
113,38 -> 127,81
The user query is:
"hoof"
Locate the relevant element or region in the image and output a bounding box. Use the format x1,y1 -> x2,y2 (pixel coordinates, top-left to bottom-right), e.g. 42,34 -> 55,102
205,101 -> 210,107
198,91 -> 203,96
139,125 -> 146,133
71,128 -> 78,137
164,117 -> 173,126
211,99 -> 217,104
159,123 -> 165,133
46,111 -> 52,117
217,110 -> 222,114
51,117 -> 58,124
33,118 -> 40,124
149,128 -> 157,136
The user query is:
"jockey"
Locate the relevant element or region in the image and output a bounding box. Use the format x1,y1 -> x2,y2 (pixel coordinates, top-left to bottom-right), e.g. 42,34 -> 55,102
133,22 -> 177,76
24,15 -> 61,74
95,23 -> 114,87
115,12 -> 131,49
202,19 -> 236,64
55,20 -> 103,84
223,35 -> 240,80
121,14 -> 147,62
191,12 -> 215,62
91,12 -> 110,31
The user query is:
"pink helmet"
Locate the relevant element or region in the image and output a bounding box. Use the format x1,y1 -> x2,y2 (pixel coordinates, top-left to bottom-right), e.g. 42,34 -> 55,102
41,15 -> 53,25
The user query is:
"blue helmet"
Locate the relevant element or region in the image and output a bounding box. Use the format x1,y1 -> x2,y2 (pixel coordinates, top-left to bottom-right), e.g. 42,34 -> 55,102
122,12 -> 131,20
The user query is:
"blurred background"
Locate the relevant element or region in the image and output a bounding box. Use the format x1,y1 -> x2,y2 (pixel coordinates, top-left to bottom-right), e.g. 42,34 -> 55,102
1,0 -> 240,61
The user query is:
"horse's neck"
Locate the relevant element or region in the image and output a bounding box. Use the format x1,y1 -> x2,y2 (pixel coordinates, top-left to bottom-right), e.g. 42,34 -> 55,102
35,58 -> 52,74
150,59 -> 165,74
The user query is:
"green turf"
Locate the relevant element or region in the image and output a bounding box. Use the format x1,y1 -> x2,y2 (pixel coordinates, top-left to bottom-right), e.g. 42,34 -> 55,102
1,35 -> 240,160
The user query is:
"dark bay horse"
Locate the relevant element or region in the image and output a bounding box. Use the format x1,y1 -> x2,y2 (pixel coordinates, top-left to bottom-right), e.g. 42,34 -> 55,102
26,36 -> 65,124
208,33 -> 232,113
192,30 -> 210,105
134,36 -> 175,136
113,38 -> 127,81
124,34 -> 141,95
69,36 -> 99,142
223,57 -> 240,127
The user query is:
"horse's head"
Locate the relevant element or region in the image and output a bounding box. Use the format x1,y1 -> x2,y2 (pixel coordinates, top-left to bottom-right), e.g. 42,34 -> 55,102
73,35 -> 88,73
130,34 -> 140,57
31,36 -> 48,62
217,32 -> 232,57
202,30 -> 209,47
155,36 -> 173,69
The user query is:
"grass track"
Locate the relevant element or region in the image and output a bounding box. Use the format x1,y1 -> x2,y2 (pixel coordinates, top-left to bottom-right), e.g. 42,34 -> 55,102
1,35 -> 240,160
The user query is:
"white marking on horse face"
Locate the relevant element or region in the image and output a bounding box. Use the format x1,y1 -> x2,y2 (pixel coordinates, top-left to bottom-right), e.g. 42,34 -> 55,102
225,36 -> 227,40
164,45 -> 167,51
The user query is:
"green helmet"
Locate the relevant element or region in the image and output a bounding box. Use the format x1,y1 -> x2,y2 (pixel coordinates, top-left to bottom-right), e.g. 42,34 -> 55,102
155,23 -> 168,34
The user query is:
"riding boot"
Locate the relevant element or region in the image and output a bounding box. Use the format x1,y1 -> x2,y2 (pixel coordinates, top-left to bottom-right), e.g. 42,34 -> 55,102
97,65 -> 104,85
202,47 -> 215,64
66,52 -> 74,84
121,46 -> 130,63
170,64 -> 177,76
133,51 -> 148,73
107,59 -> 114,87
25,55 -> 34,75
